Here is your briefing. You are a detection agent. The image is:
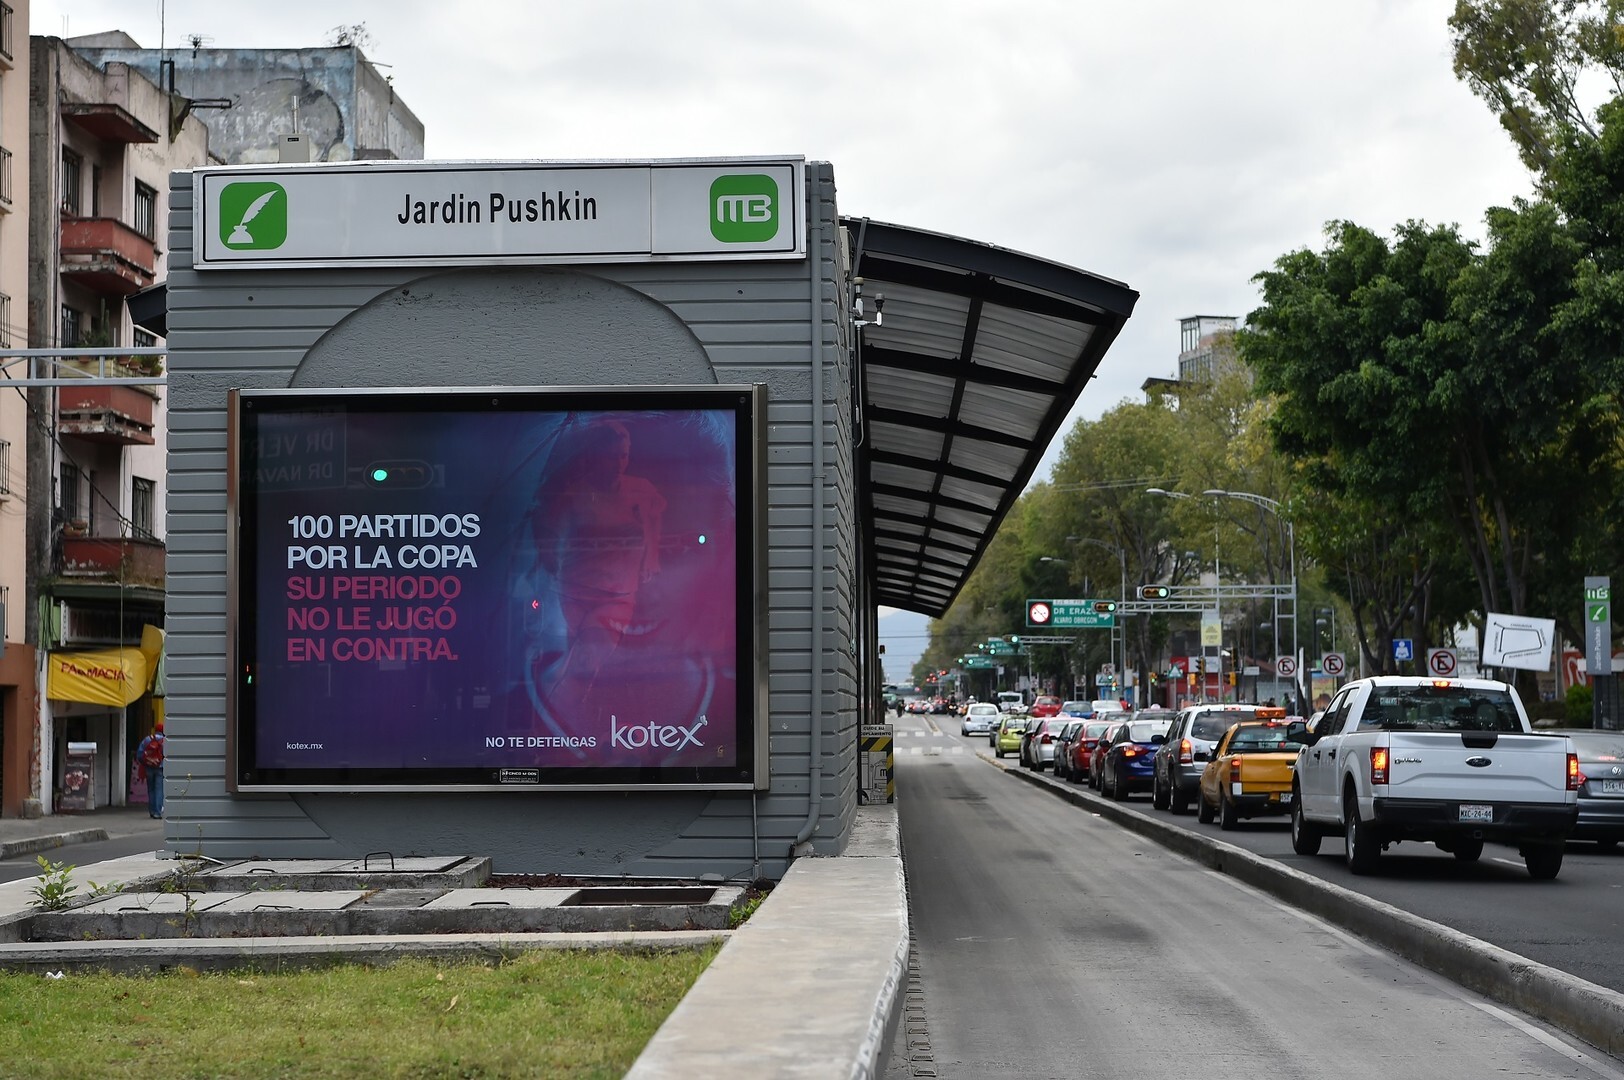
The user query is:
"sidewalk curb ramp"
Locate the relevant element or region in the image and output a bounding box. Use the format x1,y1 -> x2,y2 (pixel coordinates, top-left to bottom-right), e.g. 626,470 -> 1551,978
1006,762 -> 1624,1061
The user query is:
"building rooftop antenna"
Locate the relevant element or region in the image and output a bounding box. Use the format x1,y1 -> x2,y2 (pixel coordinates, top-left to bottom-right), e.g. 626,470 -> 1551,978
188,33 -> 213,58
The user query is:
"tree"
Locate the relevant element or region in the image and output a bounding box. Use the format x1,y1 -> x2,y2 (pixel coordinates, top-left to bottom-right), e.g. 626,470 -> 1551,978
1449,0 -> 1624,172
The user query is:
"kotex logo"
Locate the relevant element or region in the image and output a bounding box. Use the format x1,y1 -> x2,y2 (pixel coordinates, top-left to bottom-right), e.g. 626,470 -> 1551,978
219,181 -> 288,250
609,714 -> 708,751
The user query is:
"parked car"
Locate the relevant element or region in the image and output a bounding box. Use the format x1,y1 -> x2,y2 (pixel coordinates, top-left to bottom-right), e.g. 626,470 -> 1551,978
1030,696 -> 1063,718
1088,721 -> 1127,789
1059,701 -> 1092,720
1288,676 -> 1577,878
1196,719 -> 1305,828
1152,704 -> 1281,814
1540,729 -> 1624,850
1053,720 -> 1086,780
993,715 -> 1027,758
1100,714 -> 1173,800
1063,719 -> 1116,784
961,702 -> 1002,737
1020,715 -> 1065,771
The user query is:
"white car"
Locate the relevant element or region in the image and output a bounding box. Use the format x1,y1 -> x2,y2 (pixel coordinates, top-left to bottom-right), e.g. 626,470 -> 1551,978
961,702 -> 1001,736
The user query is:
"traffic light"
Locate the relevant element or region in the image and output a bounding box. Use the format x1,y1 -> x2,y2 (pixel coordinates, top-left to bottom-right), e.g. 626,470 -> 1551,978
1138,585 -> 1171,600
1227,671 -> 1237,687
1092,601 -> 1117,614
1010,635 -> 1022,646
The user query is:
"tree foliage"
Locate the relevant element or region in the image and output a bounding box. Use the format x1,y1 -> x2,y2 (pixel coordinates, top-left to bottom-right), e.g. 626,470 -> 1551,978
1449,0 -> 1624,172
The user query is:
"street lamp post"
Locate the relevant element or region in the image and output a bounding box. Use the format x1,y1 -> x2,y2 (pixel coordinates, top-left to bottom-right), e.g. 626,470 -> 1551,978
1203,489 -> 1298,711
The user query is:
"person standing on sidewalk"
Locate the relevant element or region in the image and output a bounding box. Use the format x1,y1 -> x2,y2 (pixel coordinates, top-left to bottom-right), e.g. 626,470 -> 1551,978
135,719 -> 166,819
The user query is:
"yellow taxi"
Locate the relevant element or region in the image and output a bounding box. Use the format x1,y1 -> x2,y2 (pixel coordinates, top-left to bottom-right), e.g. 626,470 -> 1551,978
1197,715 -> 1304,830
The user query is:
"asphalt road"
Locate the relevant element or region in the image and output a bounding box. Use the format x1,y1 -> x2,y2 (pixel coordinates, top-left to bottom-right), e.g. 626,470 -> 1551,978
887,713 -> 1624,1080
0,833 -> 165,884
982,724 -> 1624,996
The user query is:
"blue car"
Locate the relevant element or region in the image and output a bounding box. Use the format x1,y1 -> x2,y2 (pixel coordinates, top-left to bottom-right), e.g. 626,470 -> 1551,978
1100,713 -> 1173,801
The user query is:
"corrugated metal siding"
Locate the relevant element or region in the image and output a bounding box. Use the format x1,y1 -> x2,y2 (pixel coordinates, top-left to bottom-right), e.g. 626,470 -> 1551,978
162,163 -> 856,879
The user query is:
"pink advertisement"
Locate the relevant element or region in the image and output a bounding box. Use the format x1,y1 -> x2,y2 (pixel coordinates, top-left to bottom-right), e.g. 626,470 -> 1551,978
231,387 -> 763,790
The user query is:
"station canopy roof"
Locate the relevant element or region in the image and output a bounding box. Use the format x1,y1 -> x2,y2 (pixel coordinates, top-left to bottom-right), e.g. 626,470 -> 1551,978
843,218 -> 1138,618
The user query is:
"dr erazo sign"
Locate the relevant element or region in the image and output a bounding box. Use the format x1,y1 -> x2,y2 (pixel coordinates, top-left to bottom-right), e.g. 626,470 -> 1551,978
194,158 -> 806,270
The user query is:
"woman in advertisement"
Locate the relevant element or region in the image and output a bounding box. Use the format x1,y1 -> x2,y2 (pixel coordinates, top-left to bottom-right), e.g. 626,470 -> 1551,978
515,410 -> 739,771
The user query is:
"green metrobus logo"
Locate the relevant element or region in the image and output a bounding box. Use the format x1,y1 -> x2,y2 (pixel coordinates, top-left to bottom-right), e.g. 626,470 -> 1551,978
709,174 -> 779,243
219,182 -> 288,250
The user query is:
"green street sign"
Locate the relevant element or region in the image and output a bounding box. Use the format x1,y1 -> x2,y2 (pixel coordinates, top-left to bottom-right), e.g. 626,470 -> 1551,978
1026,599 -> 1115,629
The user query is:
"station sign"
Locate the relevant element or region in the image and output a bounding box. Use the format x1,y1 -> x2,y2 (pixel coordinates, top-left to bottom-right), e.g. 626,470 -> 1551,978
195,158 -> 807,270
1586,577 -> 1613,675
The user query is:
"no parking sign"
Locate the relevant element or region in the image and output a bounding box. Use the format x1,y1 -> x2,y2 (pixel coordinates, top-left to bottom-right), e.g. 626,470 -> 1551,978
1322,652 -> 1346,677
1427,648 -> 1458,677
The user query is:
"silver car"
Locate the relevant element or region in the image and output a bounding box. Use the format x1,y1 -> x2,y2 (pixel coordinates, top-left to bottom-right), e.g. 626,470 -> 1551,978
961,702 -> 1002,737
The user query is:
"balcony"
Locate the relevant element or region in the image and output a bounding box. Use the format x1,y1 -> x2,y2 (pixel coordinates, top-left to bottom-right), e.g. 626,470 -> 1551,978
59,216 -> 158,296
57,382 -> 156,445
59,535 -> 166,589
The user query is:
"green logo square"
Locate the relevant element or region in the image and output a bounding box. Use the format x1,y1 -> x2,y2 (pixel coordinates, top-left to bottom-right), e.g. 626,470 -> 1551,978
709,174 -> 779,243
219,182 -> 287,250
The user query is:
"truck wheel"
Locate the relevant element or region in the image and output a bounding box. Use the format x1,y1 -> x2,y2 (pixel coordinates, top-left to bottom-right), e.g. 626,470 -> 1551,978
1524,845 -> 1564,881
1290,794 -> 1322,856
1343,791 -> 1380,875
1197,793 -> 1215,824
1451,838 -> 1484,863
1219,795 -> 1239,831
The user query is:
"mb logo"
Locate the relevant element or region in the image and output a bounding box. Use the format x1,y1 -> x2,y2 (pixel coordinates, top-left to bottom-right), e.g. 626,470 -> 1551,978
709,174 -> 778,243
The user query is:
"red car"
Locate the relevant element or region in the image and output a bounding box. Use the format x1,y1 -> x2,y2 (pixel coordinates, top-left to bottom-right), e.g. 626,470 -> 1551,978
1088,721 -> 1127,789
1030,695 -> 1063,718
1057,718 -> 1114,782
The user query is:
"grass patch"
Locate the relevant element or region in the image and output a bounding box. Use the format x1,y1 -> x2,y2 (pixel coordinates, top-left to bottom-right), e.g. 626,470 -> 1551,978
0,944 -> 719,1079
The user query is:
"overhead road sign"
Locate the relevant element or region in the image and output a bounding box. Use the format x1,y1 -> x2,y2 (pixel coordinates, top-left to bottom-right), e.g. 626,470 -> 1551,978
1025,599 -> 1115,629
194,158 -> 807,270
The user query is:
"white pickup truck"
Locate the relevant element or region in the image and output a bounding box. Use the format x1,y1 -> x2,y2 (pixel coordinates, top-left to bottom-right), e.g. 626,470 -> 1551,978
1287,676 -> 1579,879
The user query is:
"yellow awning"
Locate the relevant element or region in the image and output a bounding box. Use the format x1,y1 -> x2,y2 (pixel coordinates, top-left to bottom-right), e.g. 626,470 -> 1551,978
47,626 -> 165,707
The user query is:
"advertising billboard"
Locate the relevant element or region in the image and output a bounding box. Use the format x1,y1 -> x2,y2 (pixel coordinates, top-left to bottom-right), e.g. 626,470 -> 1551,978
229,386 -> 766,791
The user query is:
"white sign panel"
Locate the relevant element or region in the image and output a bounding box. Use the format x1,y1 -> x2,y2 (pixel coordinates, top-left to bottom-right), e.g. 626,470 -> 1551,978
1480,612 -> 1557,672
194,159 -> 806,270
1426,648 -> 1457,677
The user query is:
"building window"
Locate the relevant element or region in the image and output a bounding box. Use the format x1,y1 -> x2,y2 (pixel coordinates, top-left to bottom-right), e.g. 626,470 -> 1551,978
132,477 -> 155,539
91,164 -> 103,216
0,4 -> 13,64
0,146 -> 11,206
0,292 -> 10,349
61,150 -> 82,216
134,181 -> 157,238
0,437 -> 10,496
60,464 -> 83,526
60,305 -> 82,347
134,328 -> 156,348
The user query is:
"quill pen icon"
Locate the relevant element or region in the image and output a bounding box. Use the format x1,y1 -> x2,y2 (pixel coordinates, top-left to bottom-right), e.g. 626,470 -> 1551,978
227,190 -> 278,245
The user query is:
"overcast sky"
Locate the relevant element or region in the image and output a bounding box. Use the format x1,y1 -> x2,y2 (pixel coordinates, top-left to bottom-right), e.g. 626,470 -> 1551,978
38,0 -> 1539,673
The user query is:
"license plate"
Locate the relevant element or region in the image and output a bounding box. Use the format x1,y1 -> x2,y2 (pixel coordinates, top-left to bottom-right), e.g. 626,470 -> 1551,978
1602,779 -> 1624,795
1458,804 -> 1494,823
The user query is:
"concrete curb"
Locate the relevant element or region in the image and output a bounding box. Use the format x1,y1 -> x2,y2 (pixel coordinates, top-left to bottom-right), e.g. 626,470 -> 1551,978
628,805 -> 908,1080
0,829 -> 111,860
1004,760 -> 1624,1061
0,930 -> 729,975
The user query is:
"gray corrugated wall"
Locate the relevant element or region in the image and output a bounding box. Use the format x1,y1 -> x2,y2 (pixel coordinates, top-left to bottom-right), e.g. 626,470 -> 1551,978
162,162 -> 856,879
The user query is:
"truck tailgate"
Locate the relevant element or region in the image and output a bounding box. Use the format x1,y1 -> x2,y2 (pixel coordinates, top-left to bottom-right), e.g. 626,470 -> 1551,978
1238,754 -> 1296,792
1383,732 -> 1570,802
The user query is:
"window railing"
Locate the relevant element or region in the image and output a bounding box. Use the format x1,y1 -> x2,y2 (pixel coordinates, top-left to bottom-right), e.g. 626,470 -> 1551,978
0,437 -> 10,496
0,146 -> 11,206
0,4 -> 13,65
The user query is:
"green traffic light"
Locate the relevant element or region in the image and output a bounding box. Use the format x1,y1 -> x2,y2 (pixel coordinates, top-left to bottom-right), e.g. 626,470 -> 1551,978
371,467 -> 388,483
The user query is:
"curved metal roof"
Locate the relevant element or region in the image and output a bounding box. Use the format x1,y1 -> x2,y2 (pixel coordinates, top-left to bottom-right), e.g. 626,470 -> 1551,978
845,218 -> 1139,617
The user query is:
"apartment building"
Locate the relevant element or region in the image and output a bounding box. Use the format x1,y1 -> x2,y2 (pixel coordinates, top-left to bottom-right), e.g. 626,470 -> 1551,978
0,1 -> 30,818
